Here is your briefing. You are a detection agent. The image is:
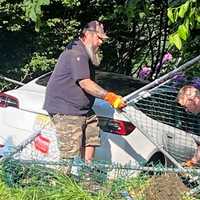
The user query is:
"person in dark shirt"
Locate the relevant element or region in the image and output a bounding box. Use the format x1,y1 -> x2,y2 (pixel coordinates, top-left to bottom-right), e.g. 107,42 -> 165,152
43,20 -> 126,165
177,84 -> 200,167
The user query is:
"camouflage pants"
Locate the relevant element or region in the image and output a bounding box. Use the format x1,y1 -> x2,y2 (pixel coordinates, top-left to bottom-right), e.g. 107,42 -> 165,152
51,113 -> 100,159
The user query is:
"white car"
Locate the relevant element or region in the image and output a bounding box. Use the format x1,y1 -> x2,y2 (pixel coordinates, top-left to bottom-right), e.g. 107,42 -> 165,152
0,71 -> 168,166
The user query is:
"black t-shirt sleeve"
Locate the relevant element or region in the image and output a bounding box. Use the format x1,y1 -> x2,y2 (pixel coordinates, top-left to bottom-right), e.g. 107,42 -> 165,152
70,51 -> 90,81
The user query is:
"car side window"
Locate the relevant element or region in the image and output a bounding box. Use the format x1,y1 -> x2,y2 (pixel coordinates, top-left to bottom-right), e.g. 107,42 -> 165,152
135,82 -> 200,136
35,72 -> 52,86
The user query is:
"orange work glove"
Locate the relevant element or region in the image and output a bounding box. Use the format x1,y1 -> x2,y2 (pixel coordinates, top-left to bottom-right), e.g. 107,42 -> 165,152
104,92 -> 126,109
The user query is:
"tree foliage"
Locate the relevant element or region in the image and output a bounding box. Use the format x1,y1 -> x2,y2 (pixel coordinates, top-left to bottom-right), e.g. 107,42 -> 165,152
23,0 -> 50,32
167,0 -> 200,50
0,0 -> 199,88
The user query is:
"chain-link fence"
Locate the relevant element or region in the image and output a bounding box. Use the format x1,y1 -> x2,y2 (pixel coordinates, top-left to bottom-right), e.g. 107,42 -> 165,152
124,59 -> 200,167
1,158 -> 200,199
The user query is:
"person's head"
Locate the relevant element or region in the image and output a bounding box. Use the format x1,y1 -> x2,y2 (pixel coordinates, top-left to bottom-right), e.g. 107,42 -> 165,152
80,20 -> 108,66
177,85 -> 200,114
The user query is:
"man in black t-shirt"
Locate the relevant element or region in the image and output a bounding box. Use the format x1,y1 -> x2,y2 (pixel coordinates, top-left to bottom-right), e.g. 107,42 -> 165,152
43,21 -> 126,164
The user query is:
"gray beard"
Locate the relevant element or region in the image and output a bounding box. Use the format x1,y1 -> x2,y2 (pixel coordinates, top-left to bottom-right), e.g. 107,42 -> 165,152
85,44 -> 101,66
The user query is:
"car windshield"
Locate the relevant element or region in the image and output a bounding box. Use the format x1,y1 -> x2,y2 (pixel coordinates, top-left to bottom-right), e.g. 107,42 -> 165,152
35,71 -> 148,96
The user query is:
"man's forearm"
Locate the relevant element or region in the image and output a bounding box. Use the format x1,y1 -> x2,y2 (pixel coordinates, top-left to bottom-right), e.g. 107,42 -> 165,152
79,79 -> 107,99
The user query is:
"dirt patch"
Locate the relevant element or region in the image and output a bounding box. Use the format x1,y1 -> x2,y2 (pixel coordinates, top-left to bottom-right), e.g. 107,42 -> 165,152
143,173 -> 189,200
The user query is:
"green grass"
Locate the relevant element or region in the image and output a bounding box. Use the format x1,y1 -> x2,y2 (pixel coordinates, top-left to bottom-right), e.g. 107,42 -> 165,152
0,170 -> 107,200
0,160 -> 199,200
0,160 -> 115,200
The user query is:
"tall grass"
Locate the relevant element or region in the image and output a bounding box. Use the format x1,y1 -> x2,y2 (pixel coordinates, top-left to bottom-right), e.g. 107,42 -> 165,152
0,160 -> 199,200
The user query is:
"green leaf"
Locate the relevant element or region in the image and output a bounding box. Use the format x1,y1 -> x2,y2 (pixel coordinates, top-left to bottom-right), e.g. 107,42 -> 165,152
195,14 -> 200,23
30,7 -> 37,22
173,34 -> 182,50
189,7 -> 195,19
169,34 -> 174,45
168,33 -> 182,50
184,18 -> 190,29
35,3 -> 42,15
174,10 -> 179,22
167,8 -> 174,23
41,0 -> 50,5
177,24 -> 188,41
139,12 -> 145,19
178,1 -> 189,18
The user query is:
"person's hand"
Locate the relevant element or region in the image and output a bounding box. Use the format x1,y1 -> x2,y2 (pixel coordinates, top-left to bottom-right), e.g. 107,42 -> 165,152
104,92 -> 127,110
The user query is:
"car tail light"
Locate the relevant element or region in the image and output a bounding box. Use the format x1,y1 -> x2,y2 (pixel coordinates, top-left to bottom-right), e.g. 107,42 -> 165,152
0,93 -> 19,108
99,117 -> 135,135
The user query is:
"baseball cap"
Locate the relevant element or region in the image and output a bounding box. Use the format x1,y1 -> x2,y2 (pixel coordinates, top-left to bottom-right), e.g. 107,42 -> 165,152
83,20 -> 108,39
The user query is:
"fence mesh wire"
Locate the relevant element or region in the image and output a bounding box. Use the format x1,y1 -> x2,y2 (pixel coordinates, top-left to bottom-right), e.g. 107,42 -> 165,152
1,158 -> 200,200
125,67 -> 200,166
0,63 -> 200,199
